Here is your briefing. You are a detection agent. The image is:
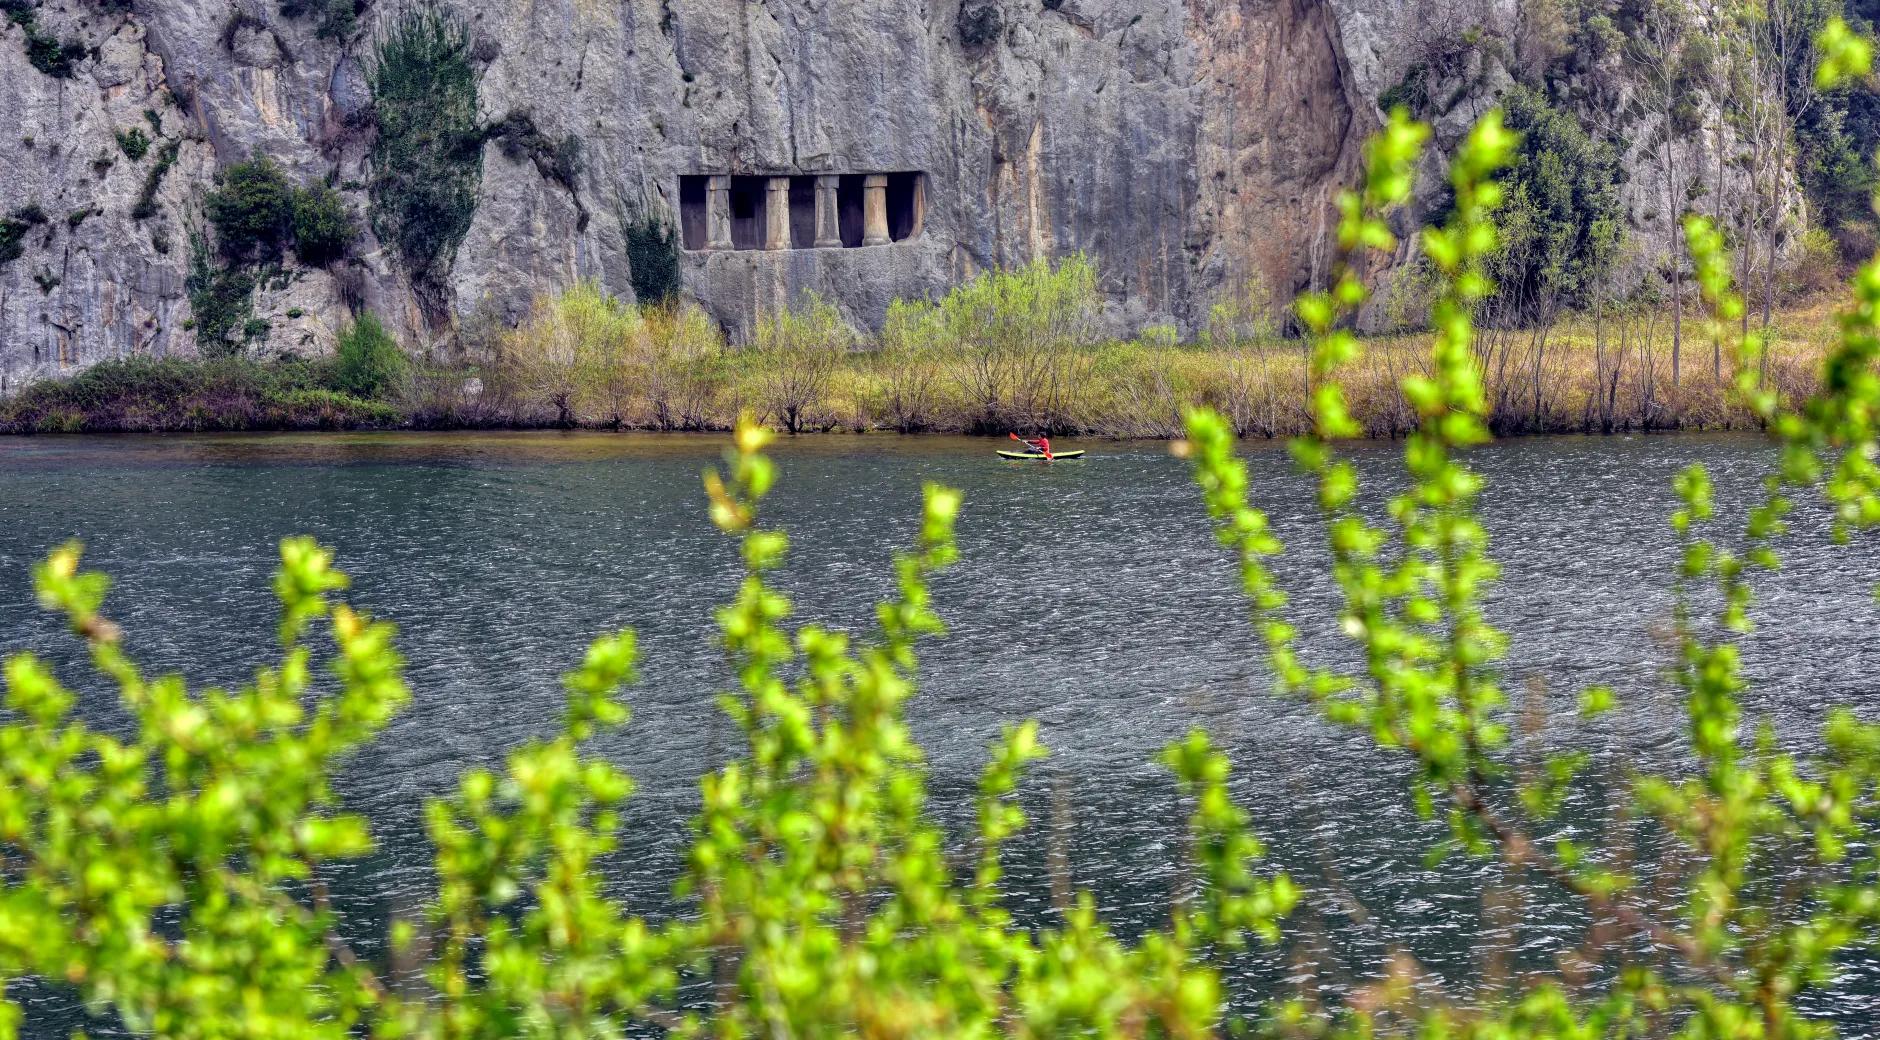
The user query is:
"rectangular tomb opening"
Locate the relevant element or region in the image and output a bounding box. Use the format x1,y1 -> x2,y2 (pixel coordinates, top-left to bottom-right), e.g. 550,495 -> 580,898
678,175 -> 709,250
728,176 -> 767,250
886,172 -> 924,242
837,175 -> 868,248
789,176 -> 817,249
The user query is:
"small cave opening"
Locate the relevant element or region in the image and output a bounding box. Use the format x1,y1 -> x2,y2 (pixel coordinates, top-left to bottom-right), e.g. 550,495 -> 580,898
837,174 -> 866,248
678,175 -> 708,250
886,172 -> 924,242
788,176 -> 817,249
728,176 -> 767,250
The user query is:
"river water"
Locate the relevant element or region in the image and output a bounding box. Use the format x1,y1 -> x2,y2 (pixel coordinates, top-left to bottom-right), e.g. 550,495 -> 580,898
1,431 -> 1876,1032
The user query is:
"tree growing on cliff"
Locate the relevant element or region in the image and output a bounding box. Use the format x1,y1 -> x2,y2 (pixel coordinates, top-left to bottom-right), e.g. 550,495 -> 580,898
623,213 -> 681,306
1485,84 -> 1625,325
367,4 -> 482,307
204,155 -> 295,261
290,184 -> 356,267
204,157 -> 356,267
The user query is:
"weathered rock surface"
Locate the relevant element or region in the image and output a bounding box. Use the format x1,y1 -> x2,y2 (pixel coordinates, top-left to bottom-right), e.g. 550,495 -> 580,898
0,0 -> 1786,390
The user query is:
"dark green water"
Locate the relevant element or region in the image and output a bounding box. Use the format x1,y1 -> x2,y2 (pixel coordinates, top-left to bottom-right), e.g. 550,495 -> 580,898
1,431 -> 1876,1032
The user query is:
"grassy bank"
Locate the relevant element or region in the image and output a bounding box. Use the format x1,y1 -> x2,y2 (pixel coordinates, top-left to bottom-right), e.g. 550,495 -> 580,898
0,357 -> 401,433
0,277 -> 1840,438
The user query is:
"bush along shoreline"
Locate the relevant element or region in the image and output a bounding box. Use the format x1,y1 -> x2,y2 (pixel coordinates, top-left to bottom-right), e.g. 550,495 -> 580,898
0,263 -> 1847,439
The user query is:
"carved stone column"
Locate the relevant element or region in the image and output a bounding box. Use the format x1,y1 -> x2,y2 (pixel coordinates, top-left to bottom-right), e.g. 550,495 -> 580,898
705,175 -> 734,250
813,175 -> 843,248
764,177 -> 791,250
862,174 -> 890,246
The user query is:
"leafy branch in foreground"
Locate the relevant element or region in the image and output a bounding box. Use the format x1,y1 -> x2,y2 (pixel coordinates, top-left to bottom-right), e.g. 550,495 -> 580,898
1179,16 -> 1880,1039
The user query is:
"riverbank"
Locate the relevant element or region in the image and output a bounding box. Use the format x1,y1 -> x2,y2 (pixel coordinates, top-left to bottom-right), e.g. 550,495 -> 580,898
0,303 -> 1836,438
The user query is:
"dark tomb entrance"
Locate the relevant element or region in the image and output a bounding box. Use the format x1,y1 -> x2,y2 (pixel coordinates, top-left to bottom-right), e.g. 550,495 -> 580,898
789,176 -> 817,249
728,176 -> 767,250
886,172 -> 924,242
678,175 -> 709,250
837,175 -> 866,248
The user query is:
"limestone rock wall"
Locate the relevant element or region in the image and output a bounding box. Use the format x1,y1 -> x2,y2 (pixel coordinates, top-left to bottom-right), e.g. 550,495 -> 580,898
0,0 -> 1781,390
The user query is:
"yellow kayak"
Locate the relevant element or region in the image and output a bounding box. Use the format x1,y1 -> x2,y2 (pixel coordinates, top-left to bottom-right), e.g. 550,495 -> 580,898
996,449 -> 1086,460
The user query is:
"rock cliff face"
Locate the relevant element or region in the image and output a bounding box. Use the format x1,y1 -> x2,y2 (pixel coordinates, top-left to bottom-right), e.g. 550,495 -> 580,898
0,0 -> 1781,390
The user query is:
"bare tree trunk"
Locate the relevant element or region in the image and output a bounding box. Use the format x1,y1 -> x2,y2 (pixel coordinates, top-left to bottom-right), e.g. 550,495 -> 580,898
1713,111 -> 1726,384
1764,108 -> 1785,340
1530,312 -> 1552,431
1664,137 -> 1684,387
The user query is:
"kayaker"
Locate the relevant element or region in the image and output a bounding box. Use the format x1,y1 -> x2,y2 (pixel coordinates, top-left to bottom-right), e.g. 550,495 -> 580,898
1006,432 -> 1057,460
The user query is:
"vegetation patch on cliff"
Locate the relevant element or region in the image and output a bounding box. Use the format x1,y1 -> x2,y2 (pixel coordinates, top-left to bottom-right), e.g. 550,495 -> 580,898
185,235 -> 261,357
131,139 -> 181,222
114,127 -> 149,161
367,5 -> 482,296
0,205 -> 47,266
623,213 -> 681,305
278,0 -> 364,40
3,0 -> 84,78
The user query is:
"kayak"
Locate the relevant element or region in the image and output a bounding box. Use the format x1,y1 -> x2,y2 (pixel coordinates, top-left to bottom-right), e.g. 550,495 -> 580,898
997,449 -> 1086,460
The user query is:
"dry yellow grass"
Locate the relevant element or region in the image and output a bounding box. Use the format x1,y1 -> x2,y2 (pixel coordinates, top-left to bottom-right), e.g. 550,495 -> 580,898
481,292 -> 1843,438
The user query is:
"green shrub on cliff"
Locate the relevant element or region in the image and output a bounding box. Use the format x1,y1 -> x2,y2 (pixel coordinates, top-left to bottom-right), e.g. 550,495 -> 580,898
114,126 -> 150,161
205,156 -> 356,266
624,213 -> 681,305
279,0 -> 361,40
0,205 -> 45,265
3,0 -> 83,79
205,154 -> 295,260
368,5 -> 482,290
131,139 -> 180,222
185,234 -> 258,356
290,183 -> 355,266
